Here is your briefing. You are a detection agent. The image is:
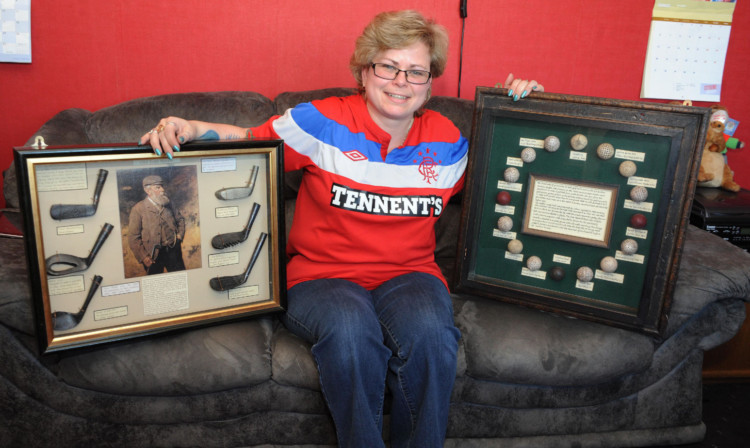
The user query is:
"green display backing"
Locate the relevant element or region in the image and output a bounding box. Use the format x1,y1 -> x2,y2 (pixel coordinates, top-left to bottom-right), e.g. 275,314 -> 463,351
473,115 -> 672,311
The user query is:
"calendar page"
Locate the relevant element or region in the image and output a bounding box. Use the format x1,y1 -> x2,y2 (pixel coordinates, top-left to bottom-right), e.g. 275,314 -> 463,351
641,1 -> 736,102
0,0 -> 31,63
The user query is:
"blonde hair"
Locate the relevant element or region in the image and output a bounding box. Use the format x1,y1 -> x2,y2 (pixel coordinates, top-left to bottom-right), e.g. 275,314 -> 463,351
350,10 -> 449,89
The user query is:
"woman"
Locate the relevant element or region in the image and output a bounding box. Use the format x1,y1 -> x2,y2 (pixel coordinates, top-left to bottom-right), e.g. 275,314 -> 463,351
141,10 -> 542,447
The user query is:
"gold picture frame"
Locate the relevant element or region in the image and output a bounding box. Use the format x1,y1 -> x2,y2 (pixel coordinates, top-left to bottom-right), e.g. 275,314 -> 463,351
14,140 -> 286,353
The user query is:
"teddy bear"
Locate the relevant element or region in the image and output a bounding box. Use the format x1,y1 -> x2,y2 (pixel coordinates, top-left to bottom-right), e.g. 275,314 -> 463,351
697,105 -> 743,192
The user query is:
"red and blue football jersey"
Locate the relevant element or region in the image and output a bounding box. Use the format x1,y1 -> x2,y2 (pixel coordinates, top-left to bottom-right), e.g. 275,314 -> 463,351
250,94 -> 468,290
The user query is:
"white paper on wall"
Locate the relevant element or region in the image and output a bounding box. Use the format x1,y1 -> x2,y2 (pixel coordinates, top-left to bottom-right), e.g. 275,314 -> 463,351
641,1 -> 736,102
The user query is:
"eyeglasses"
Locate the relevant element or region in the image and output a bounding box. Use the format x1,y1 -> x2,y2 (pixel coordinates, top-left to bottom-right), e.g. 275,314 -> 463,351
371,63 -> 432,85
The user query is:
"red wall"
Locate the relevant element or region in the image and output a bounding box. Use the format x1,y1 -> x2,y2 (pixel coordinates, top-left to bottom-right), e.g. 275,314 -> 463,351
2,0 -> 749,208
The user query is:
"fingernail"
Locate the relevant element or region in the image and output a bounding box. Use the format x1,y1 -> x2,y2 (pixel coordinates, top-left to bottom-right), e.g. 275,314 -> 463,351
179,136 -> 185,143
173,145 -> 180,152
513,94 -> 519,102
532,85 -> 538,90
521,91 -> 528,99
167,152 -> 173,160
508,89 -> 514,97
155,148 -> 162,156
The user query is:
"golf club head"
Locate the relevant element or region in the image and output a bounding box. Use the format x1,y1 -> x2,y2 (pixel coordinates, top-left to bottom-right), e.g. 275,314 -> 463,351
209,273 -> 245,291
211,203 -> 261,249
211,231 -> 245,249
49,169 -> 108,220
45,223 -> 114,276
209,232 -> 267,291
214,166 -> 260,200
52,311 -> 81,331
46,253 -> 89,276
50,203 -> 97,220
52,274 -> 103,331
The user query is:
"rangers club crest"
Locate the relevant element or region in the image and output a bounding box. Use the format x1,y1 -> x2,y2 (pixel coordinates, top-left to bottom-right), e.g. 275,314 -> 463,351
416,148 -> 440,184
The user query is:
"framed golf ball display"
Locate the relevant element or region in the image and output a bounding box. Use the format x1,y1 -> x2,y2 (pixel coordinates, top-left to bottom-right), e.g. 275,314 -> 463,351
456,88 -> 709,335
14,140 -> 287,353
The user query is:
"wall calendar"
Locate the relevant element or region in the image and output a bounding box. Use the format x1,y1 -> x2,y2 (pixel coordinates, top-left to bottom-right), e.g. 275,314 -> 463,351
0,0 -> 30,63
641,1 -> 736,102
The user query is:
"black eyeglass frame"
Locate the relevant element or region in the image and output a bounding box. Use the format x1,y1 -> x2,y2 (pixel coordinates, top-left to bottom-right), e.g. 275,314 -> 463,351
370,63 -> 432,85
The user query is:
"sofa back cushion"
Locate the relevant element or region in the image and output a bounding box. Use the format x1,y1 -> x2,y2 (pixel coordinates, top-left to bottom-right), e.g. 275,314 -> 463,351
85,91 -> 276,144
4,91 -> 276,210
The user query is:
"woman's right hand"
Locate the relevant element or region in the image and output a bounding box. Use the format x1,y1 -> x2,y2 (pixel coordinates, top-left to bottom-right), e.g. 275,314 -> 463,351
138,117 -> 195,159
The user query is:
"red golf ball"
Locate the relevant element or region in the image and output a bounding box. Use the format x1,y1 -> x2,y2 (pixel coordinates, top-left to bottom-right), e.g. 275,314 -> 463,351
496,191 -> 511,205
630,213 -> 647,229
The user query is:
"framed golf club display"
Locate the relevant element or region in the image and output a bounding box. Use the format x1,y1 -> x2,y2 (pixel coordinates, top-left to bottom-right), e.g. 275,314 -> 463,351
455,88 -> 709,335
14,140 -> 286,353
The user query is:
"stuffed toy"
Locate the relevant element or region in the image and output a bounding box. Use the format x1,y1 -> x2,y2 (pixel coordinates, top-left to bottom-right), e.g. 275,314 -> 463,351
697,105 -> 743,192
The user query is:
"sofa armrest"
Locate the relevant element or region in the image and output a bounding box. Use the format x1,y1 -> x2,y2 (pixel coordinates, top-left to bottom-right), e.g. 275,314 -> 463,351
665,225 -> 750,340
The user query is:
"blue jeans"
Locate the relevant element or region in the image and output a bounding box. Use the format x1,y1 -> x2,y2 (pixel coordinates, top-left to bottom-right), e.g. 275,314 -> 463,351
281,272 -> 461,448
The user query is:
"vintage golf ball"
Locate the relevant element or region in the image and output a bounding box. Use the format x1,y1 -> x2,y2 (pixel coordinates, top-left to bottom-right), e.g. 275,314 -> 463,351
570,134 -> 588,150
526,255 -> 542,271
600,256 -> 618,273
507,239 -> 523,254
504,167 -> 520,183
619,161 -> 637,177
521,147 -> 537,163
549,266 -> 565,281
496,190 -> 512,205
597,143 -> 615,160
630,213 -> 647,229
577,266 -> 594,282
621,238 -> 639,255
544,135 -> 560,152
497,216 -> 513,232
630,186 -> 648,203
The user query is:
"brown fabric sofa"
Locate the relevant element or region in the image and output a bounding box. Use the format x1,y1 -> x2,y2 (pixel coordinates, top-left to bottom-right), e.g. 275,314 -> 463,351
2,88 -> 750,447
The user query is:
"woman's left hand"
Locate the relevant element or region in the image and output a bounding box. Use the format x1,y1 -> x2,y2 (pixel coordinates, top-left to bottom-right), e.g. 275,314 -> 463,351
500,73 -> 544,101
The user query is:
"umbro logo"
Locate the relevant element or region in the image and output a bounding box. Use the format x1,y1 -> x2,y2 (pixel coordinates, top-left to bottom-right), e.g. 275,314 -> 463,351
343,150 -> 367,162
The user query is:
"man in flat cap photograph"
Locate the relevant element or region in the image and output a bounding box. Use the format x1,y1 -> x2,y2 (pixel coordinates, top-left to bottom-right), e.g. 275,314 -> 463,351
117,167 -> 201,278
128,174 -> 186,275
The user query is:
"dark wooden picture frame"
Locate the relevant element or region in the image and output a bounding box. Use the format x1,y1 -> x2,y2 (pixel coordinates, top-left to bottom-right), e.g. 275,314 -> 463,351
14,140 -> 286,353
455,88 -> 709,335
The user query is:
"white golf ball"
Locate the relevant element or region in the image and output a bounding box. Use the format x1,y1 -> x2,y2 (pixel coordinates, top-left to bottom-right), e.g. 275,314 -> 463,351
619,161 -> 637,177
497,216 -> 513,232
577,266 -> 594,282
570,134 -> 588,150
521,147 -> 537,163
630,186 -> 648,203
544,136 -> 560,152
504,167 -> 520,183
600,256 -> 618,273
621,239 -> 638,255
597,143 -> 615,160
507,239 -> 523,254
527,255 -> 542,271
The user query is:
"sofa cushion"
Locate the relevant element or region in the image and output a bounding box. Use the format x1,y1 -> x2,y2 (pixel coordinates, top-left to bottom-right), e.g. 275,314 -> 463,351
454,296 -> 654,387
424,95 -> 474,140
85,91 -> 275,144
271,322 -> 469,393
271,326 -> 321,391
55,318 -> 274,395
273,87 -> 357,116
